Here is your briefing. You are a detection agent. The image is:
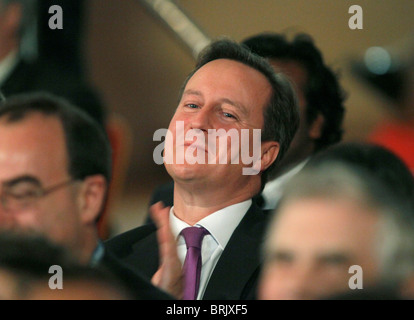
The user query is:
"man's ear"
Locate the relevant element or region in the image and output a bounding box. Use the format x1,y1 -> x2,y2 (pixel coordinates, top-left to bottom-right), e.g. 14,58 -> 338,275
308,113 -> 325,140
260,141 -> 280,172
77,175 -> 107,225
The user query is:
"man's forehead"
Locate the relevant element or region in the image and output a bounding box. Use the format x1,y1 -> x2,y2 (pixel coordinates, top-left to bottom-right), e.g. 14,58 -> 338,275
185,58 -> 272,108
269,198 -> 380,253
0,113 -> 67,164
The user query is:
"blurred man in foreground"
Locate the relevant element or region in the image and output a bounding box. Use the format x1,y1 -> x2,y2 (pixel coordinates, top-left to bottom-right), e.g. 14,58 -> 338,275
259,162 -> 414,300
0,93 -> 172,299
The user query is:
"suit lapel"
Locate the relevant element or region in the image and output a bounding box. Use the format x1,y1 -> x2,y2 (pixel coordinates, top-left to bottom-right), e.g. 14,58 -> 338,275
202,203 -> 268,300
107,223 -> 160,280
109,203 -> 268,299
129,231 -> 160,278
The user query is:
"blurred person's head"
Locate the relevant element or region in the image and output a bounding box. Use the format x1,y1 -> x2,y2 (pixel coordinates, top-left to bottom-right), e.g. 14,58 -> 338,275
0,231 -> 72,299
25,271 -> 132,300
306,142 -> 414,211
258,163 -> 414,300
0,92 -> 111,264
166,38 -> 299,200
0,232 -> 131,300
242,32 -> 346,176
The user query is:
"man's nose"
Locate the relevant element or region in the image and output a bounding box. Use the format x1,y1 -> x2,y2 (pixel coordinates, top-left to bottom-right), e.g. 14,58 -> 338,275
285,264 -> 320,300
189,108 -> 212,131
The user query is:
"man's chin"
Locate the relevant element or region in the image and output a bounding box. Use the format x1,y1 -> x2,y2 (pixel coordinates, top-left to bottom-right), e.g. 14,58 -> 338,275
165,163 -> 207,180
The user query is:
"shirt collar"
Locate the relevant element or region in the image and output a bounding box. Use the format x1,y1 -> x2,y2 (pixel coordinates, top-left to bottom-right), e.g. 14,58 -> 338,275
90,240 -> 105,267
170,199 -> 252,249
262,158 -> 309,209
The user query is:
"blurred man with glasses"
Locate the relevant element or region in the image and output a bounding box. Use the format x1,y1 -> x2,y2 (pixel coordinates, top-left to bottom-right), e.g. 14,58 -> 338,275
0,92 -> 173,299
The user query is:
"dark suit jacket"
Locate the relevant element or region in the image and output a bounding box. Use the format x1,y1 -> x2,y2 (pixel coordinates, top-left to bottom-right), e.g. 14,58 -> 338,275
99,249 -> 174,300
105,202 -> 268,300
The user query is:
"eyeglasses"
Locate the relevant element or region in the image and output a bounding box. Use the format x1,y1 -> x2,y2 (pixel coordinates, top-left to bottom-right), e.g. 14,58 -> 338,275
0,177 -> 78,212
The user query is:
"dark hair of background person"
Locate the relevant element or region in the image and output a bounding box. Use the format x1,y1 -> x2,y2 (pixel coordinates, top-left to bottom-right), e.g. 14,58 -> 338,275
0,91 -> 112,225
242,32 -> 346,153
0,92 -> 112,183
177,38 -> 300,188
0,232 -> 74,277
305,142 -> 414,211
0,232 -> 132,300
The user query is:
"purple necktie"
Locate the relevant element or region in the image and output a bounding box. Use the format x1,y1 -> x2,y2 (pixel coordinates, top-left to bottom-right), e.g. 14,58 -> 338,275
181,226 -> 209,300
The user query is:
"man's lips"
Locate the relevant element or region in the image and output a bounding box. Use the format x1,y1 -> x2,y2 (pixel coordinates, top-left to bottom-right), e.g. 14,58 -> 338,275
182,141 -> 208,153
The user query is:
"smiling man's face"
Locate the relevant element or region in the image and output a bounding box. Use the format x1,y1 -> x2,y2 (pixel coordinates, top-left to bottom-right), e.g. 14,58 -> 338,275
165,58 -> 278,196
259,197 -> 381,300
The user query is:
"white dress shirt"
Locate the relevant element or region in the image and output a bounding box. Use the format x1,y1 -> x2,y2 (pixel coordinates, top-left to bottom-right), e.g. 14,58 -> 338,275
0,50 -> 18,87
169,199 -> 252,300
261,159 -> 309,210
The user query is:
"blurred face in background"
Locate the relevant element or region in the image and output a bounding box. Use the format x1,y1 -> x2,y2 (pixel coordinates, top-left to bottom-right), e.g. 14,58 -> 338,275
259,197 -> 381,300
0,114 -> 85,257
269,59 -> 323,171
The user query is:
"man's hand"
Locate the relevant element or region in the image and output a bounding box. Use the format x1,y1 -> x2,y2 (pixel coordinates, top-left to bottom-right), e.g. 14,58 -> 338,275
150,202 -> 183,299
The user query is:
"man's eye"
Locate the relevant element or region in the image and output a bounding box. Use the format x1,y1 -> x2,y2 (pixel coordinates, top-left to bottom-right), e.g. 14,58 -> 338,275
267,252 -> 293,265
9,190 -> 40,200
185,103 -> 199,109
6,183 -> 42,198
320,255 -> 348,267
223,112 -> 237,120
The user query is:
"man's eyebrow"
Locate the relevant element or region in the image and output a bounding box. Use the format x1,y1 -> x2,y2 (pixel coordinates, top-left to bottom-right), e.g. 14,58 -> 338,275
182,89 -> 203,98
264,249 -> 294,263
3,175 -> 41,188
219,98 -> 249,116
315,251 -> 351,264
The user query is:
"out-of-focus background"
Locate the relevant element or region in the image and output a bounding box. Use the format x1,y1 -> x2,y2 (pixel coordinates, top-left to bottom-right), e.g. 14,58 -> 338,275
33,0 -> 414,236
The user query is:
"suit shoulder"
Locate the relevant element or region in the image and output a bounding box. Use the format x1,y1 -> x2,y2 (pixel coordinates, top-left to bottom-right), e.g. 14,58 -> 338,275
105,224 -> 156,256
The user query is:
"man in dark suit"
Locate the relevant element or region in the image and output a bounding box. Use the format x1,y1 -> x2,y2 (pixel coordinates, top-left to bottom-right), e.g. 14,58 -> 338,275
0,0 -> 106,128
258,161 -> 414,300
0,93 -> 172,299
148,32 -> 346,213
105,39 -> 299,299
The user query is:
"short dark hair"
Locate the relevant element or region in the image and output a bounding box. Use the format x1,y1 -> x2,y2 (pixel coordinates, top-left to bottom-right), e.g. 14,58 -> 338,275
0,232 -> 75,275
179,38 -> 300,187
306,142 -> 414,211
242,32 -> 346,152
0,92 -> 112,182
